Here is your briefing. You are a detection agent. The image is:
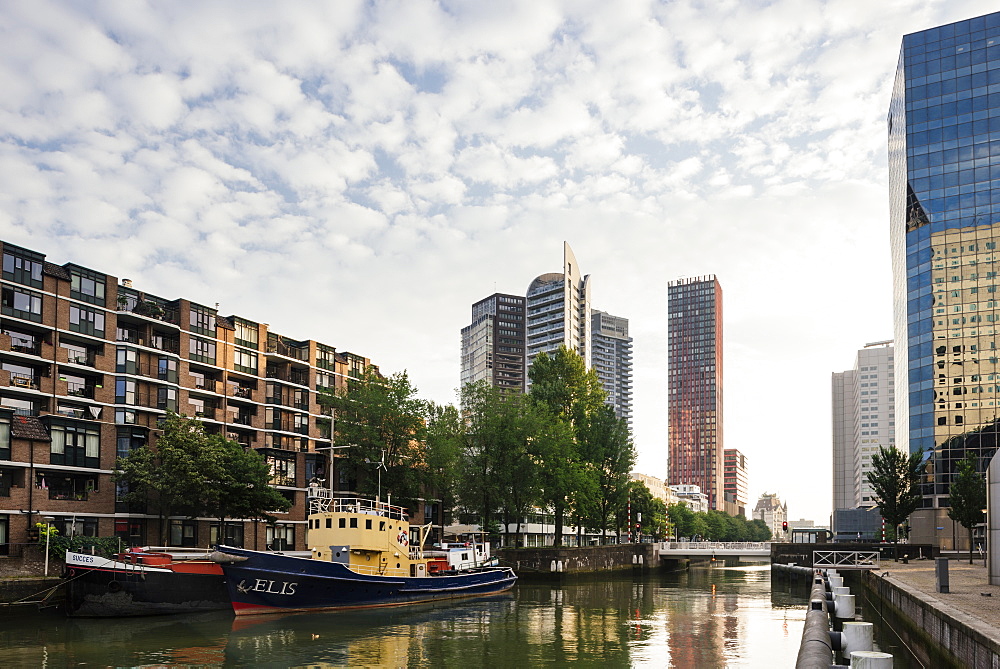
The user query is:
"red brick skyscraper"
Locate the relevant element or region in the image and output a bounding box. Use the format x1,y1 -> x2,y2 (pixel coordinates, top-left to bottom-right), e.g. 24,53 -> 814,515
667,276 -> 723,510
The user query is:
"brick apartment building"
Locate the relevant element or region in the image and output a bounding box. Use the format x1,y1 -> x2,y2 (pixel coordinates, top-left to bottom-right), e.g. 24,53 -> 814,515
0,240 -> 416,553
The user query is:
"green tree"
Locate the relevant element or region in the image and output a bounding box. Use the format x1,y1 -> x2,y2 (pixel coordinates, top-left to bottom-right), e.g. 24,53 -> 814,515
424,401 -> 464,535
458,382 -> 541,547
200,436 -> 290,541
320,367 -> 427,507
748,518 -> 772,541
114,412 -> 289,545
529,346 -> 607,546
948,452 -> 987,564
578,405 -> 636,539
667,503 -> 697,540
867,445 -> 924,559
622,481 -> 666,541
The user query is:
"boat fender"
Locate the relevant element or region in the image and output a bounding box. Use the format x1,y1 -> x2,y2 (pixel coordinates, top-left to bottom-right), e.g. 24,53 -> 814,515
207,551 -> 249,565
107,581 -> 123,593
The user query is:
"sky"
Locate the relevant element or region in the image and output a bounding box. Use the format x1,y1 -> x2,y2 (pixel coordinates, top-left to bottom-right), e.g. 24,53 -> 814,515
0,0 -> 992,524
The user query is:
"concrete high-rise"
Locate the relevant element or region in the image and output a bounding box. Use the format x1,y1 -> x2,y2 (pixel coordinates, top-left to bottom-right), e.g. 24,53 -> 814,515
723,448 -> 748,517
526,242 -> 592,373
831,342 -> 896,512
667,276 -> 723,510
889,11 -> 1000,547
591,309 -> 633,430
460,293 -> 526,393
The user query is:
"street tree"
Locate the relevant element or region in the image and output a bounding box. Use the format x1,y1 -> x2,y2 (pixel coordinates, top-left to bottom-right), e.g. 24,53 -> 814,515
320,367 -> 427,507
529,346 -> 607,546
948,452 -> 987,564
114,412 -> 289,545
423,401 -> 464,533
578,404 -> 636,539
867,445 -> 924,558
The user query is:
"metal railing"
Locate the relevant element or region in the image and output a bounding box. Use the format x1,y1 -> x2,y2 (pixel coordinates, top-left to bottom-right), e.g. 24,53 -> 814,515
812,550 -> 880,570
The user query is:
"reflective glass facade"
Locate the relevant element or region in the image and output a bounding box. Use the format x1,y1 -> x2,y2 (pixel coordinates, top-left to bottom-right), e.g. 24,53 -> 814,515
889,12 -> 1000,543
667,276 -> 723,510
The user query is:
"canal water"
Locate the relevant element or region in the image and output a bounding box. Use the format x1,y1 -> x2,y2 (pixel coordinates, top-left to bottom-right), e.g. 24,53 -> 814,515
0,565 -> 908,667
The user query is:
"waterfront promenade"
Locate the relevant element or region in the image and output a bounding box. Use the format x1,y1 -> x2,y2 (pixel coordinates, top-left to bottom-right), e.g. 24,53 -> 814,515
872,556 -> 1000,661
880,558 -> 1000,629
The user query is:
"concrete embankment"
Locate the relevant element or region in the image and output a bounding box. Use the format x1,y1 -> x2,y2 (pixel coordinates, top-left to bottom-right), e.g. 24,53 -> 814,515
863,559 -> 1000,667
499,543 -> 657,577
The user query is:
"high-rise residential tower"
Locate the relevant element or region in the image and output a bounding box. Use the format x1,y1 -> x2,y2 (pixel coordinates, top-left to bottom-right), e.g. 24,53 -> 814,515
526,242 -> 592,373
723,448 -> 748,518
667,276 -> 723,510
460,293 -> 526,393
831,342 -> 896,512
591,309 -> 633,430
889,11 -> 1000,547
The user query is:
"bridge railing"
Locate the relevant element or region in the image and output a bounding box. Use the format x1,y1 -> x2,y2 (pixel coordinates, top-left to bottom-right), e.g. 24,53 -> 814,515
660,542 -> 772,552
812,550 -> 880,570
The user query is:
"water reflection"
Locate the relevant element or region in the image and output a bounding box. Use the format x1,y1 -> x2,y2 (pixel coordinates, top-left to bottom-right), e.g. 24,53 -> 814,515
0,565 -> 810,667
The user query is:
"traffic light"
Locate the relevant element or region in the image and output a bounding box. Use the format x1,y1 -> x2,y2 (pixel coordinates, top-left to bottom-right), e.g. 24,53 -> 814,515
782,521 -> 788,532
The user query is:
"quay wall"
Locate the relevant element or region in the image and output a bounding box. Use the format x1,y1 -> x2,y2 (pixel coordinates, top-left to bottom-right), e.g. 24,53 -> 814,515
500,544 -> 656,577
863,569 -> 1000,668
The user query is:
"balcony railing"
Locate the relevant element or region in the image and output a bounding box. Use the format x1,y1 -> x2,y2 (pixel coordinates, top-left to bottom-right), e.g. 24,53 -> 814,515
232,414 -> 254,426
117,298 -> 180,325
9,372 -> 39,389
232,385 -> 253,399
193,408 -> 217,420
66,383 -> 95,398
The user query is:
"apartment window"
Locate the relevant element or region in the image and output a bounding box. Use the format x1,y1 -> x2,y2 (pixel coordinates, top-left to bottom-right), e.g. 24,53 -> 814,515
116,347 -> 137,374
157,386 -> 177,412
49,420 -> 100,468
189,306 -> 215,336
1,286 -> 42,322
266,523 -> 295,551
189,337 -> 216,364
69,304 -> 105,336
169,520 -> 198,547
115,377 -> 136,405
157,357 -> 177,383
69,268 -> 106,306
116,427 -> 145,459
317,345 -> 336,370
1,248 -> 43,288
234,348 -> 257,374
0,414 -> 9,461
234,319 -> 258,349
210,522 -> 243,548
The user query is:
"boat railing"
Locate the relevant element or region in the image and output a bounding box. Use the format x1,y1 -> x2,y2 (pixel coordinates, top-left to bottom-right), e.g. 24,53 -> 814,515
326,496 -> 408,521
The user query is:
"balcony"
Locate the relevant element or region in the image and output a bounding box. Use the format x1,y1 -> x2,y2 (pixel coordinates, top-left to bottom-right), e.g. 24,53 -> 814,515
66,382 -> 96,399
193,407 -> 217,420
232,414 -> 254,426
9,372 -> 39,390
117,297 -> 180,326
232,385 -> 254,399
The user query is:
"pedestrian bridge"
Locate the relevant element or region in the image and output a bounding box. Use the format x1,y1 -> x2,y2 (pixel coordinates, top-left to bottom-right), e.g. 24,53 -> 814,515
654,541 -> 772,561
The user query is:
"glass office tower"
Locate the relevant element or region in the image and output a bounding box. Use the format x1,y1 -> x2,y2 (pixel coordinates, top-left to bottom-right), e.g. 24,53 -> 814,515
889,11 -> 1000,547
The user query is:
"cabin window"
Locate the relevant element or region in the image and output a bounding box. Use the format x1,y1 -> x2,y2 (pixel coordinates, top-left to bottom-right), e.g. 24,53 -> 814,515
338,518 -> 345,528
349,518 -> 358,528
326,518 -> 332,529
380,521 -> 385,532
365,519 -> 372,530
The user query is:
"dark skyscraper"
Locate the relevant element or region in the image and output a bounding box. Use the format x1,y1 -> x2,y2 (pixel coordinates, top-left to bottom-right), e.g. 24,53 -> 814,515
667,276 -> 723,510
460,293 -> 526,393
889,11 -> 1000,547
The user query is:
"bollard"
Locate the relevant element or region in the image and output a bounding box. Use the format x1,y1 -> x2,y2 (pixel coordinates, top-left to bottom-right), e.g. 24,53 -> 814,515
833,593 -> 855,619
936,557 -> 949,593
833,586 -> 850,596
851,650 -> 893,668
550,560 -> 557,572
841,621 -> 874,655
828,575 -> 844,590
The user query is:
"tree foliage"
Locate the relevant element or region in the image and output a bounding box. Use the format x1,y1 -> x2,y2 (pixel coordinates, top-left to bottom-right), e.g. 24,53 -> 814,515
320,367 -> 427,507
666,502 -> 768,542
948,452 -> 987,564
114,412 -> 290,545
867,446 -> 924,551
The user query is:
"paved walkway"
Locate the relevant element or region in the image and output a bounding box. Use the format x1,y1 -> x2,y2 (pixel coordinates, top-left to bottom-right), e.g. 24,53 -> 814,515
871,555 -> 1000,640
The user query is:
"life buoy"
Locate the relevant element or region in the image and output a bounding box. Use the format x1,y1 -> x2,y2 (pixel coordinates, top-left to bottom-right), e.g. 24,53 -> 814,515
398,531 -> 409,546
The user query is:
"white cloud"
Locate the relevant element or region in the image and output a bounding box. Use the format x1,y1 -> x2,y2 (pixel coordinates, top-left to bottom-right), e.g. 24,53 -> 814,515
0,0 -> 991,525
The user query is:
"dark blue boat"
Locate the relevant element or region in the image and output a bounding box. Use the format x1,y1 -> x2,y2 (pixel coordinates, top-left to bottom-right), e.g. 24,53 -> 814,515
212,494 -> 516,616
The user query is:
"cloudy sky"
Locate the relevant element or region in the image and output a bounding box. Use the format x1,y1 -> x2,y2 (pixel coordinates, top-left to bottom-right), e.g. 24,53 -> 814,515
0,0 -> 990,523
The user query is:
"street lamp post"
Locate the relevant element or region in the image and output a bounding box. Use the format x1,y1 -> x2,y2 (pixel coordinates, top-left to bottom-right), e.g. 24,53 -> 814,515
42,516 -> 55,577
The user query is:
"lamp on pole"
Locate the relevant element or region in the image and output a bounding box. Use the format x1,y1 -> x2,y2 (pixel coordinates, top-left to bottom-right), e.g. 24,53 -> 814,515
42,516 -> 55,577
365,450 -> 387,502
